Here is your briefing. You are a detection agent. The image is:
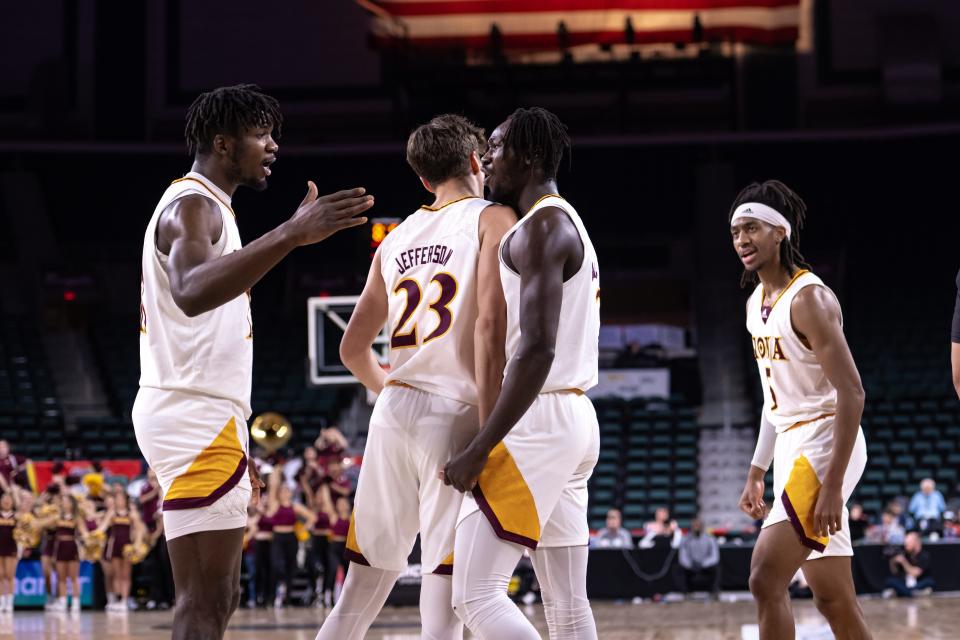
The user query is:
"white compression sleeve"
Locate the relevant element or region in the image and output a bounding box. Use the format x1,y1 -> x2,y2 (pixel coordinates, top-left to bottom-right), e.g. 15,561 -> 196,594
451,511 -> 540,640
751,412 -> 777,472
420,574 -> 463,640
529,545 -> 598,640
314,564 -> 399,640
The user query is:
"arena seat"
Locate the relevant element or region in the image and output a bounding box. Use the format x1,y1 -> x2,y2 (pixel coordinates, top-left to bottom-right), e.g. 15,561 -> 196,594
588,396 -> 701,530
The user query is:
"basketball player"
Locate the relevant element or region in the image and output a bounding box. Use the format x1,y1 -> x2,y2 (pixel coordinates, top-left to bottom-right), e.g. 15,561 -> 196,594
315,114 -> 516,640
133,84 -> 373,640
443,107 -> 601,640
732,180 -> 872,639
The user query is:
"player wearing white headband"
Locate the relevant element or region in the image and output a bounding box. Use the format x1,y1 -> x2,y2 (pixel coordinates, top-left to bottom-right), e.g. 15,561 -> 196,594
730,180 -> 872,640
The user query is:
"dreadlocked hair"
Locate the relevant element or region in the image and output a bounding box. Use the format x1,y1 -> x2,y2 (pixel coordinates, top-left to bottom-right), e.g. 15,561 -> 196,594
184,84 -> 282,156
729,179 -> 810,288
501,107 -> 571,180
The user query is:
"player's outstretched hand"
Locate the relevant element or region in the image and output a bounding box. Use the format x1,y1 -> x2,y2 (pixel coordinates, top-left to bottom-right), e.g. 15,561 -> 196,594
442,445 -> 489,493
738,477 -> 766,520
285,182 -> 374,246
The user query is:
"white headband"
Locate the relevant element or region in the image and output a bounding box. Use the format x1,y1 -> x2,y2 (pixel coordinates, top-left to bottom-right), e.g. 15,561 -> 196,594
731,202 -> 792,239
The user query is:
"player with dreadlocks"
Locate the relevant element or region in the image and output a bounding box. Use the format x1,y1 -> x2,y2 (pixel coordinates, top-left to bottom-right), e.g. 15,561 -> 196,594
133,84 -> 373,640
732,180 -> 871,639
444,107 -> 601,639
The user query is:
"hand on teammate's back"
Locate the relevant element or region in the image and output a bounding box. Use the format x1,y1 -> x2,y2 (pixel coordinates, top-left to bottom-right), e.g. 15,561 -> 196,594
284,181 -> 374,246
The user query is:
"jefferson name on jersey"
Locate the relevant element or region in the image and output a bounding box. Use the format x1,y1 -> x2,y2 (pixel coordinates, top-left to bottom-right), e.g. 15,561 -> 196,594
394,244 -> 454,274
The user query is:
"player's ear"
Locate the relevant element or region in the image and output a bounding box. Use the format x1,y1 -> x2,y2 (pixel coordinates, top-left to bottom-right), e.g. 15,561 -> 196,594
419,176 -> 435,194
212,134 -> 229,157
469,151 -> 481,175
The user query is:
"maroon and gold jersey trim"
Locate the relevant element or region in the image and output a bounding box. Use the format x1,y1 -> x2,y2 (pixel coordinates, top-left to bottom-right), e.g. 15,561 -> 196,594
759,269 -> 810,320
162,416 -> 247,511
472,442 -> 541,549
780,454 -> 829,552
170,176 -> 236,218
420,195 -> 480,212
525,193 -> 563,216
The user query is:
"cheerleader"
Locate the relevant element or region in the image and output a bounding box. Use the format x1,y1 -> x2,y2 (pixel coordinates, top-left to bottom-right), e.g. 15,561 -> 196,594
252,505 -> 273,607
265,466 -> 315,609
50,494 -> 83,612
309,483 -> 332,608
36,489 -> 60,610
323,494 -> 352,606
0,489 -> 18,613
97,487 -> 144,612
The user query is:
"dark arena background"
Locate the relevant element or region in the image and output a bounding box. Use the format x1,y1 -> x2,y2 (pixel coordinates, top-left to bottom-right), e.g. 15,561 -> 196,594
1,1 -> 959,638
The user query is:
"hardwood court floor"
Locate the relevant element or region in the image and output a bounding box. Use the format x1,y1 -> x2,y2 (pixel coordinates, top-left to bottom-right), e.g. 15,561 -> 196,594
0,595 -> 955,639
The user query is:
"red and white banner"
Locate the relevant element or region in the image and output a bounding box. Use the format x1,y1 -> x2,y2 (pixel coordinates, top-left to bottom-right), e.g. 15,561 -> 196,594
358,0 -> 801,52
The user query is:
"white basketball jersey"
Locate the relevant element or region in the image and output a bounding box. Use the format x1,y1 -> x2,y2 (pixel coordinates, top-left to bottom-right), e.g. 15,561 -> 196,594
380,196 -> 494,406
500,195 -> 600,393
746,270 -> 840,432
138,172 -> 253,417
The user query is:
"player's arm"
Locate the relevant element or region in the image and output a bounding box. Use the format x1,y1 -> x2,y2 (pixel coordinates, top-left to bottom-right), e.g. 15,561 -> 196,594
161,183 -> 373,317
951,284 -> 960,398
340,250 -> 389,394
475,205 -> 517,422
791,286 -> 865,538
739,412 -> 775,520
443,208 -> 580,492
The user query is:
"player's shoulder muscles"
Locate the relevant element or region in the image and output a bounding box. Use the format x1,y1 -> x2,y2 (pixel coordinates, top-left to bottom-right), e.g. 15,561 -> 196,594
157,194 -> 223,254
512,206 -> 578,274
478,204 -> 517,245
790,284 -> 843,347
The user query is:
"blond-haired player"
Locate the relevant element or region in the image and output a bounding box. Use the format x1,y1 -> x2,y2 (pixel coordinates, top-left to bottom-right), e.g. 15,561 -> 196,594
316,114 -> 516,640
732,180 -> 872,640
133,84 -> 373,640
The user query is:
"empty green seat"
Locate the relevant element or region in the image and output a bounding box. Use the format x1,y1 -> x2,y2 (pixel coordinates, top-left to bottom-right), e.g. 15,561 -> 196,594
888,469 -> 909,483
598,449 -> 619,462
596,462 -> 618,475
648,489 -> 670,503
893,455 -> 915,468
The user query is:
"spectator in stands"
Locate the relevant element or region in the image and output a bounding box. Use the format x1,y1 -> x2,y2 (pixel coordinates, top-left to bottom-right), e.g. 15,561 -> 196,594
908,478 -> 946,534
872,509 -> 906,545
847,503 -> 869,543
590,509 -> 633,549
0,441 -> 28,490
883,532 -> 934,598
942,511 -> 959,540
639,507 -> 681,549
675,518 -> 720,598
887,499 -> 914,532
